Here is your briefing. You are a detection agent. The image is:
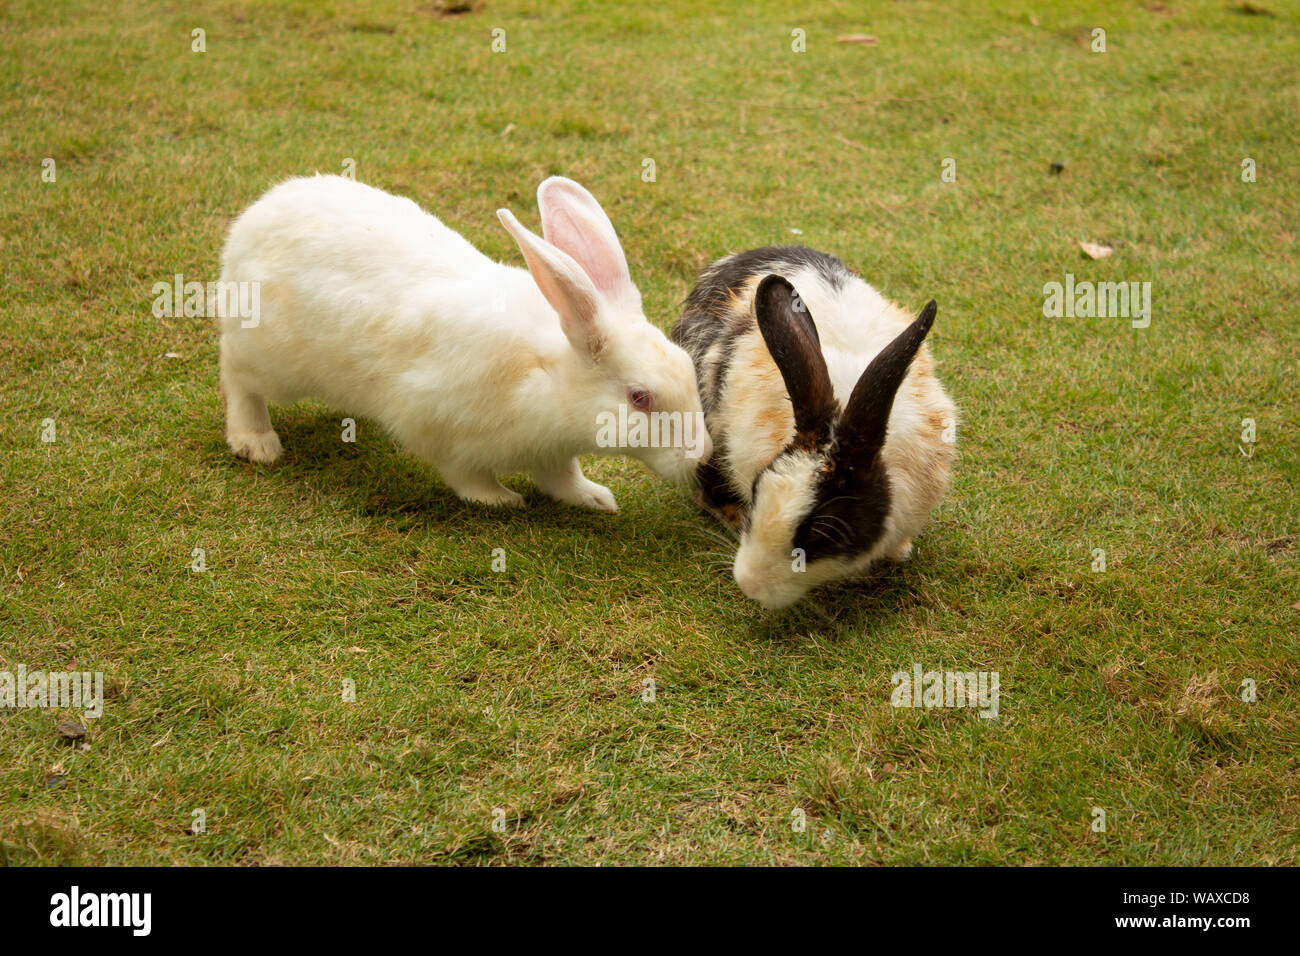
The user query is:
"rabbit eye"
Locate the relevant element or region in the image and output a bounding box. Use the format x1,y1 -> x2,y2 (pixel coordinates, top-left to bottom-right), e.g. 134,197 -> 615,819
627,387 -> 653,412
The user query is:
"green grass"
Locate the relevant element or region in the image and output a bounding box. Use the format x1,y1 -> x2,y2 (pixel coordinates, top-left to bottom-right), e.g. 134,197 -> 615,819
1,0 -> 1297,865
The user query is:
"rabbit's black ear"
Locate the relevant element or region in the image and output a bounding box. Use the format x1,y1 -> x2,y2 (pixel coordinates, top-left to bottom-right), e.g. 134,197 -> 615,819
754,275 -> 836,447
837,300 -> 936,474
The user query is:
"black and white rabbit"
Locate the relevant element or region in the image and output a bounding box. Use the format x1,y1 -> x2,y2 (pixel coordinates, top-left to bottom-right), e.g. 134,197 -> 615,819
671,247 -> 957,609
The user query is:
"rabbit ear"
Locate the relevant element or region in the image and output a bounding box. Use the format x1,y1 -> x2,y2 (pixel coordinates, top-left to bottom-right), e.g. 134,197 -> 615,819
754,275 -> 837,446
497,208 -> 606,358
837,300 -> 936,473
536,177 -> 637,309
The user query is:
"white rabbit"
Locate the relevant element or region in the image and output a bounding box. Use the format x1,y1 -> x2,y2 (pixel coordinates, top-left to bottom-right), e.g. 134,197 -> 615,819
672,247 -> 957,609
218,174 -> 709,511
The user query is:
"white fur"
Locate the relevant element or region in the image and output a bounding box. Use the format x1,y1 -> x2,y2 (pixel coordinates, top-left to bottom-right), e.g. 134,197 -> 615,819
218,175 -> 708,510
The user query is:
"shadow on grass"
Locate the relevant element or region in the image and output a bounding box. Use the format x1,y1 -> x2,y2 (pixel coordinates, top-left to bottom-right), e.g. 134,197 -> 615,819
209,407 -> 626,537
206,408 -> 946,643
740,568 -> 924,645
681,498 -> 939,646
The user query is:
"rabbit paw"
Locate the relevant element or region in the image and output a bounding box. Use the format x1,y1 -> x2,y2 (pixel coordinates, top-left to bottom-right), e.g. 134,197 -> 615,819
567,480 -> 619,513
464,486 -> 526,508
887,537 -> 914,562
445,469 -> 526,507
228,430 -> 283,464
533,463 -> 619,512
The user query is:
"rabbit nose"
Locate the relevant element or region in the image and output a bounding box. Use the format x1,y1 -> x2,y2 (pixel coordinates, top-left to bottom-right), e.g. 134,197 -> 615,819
733,566 -> 764,601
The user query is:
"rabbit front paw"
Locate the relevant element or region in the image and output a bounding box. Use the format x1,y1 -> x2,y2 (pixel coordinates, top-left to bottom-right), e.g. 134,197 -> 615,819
228,429 -> 283,465
533,461 -> 619,513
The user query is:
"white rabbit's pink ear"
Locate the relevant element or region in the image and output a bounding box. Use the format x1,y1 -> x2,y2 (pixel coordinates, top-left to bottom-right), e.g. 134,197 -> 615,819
536,177 -> 637,309
497,208 -> 606,359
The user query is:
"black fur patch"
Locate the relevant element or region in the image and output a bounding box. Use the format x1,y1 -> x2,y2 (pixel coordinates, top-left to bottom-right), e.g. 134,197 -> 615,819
686,247 -> 850,316
694,454 -> 747,524
672,247 -> 852,420
790,454 -> 892,563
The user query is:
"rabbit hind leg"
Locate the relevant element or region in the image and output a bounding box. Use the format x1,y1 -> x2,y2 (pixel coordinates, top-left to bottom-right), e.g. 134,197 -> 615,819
222,370 -> 283,464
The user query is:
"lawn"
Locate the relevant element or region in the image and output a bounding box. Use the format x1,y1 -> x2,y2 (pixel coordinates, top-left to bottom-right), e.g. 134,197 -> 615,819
1,0 -> 1296,865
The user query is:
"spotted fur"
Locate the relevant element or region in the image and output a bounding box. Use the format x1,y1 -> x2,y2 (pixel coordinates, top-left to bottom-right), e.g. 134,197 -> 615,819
671,247 -> 958,609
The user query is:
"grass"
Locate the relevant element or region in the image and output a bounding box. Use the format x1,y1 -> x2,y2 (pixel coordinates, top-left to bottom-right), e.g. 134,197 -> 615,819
1,0 -> 1297,865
